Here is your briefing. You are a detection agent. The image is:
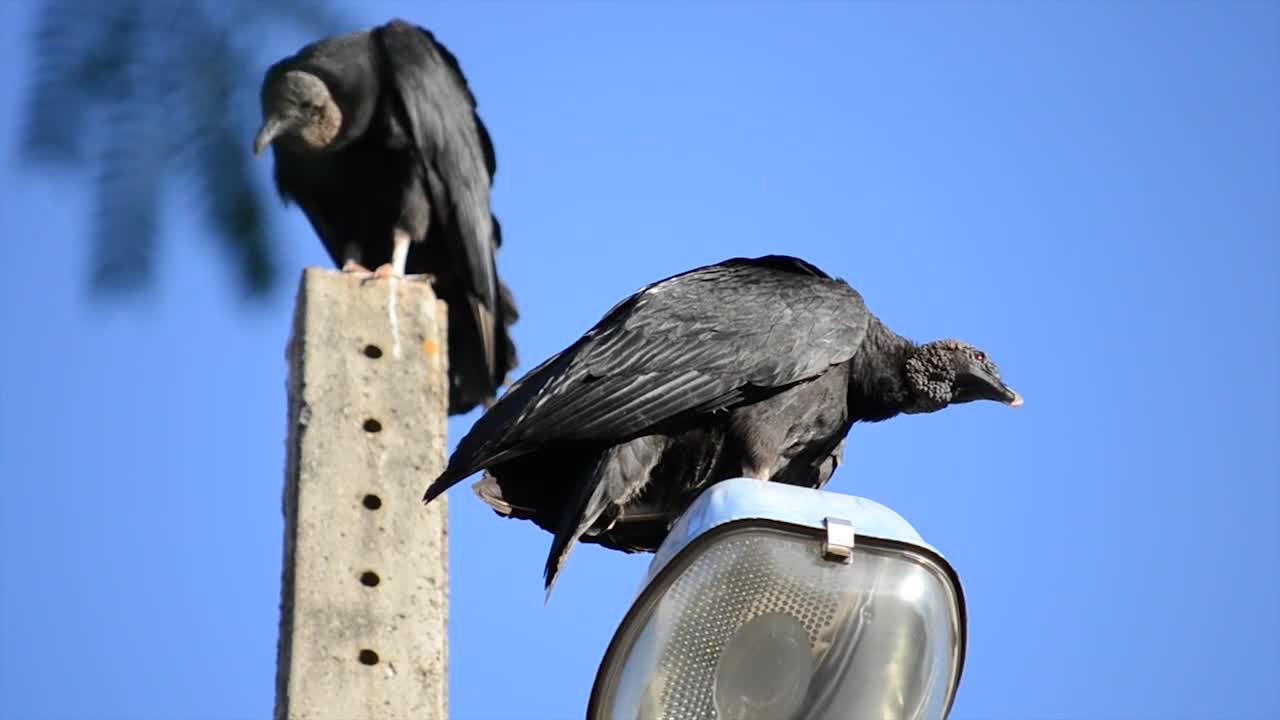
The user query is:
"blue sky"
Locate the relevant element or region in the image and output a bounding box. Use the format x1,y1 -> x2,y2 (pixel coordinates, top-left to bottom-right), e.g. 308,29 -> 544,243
1,2 -> 1277,719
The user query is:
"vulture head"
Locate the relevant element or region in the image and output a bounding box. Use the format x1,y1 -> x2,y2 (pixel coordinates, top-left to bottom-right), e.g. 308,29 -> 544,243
903,339 -> 1022,413
254,70 -> 343,156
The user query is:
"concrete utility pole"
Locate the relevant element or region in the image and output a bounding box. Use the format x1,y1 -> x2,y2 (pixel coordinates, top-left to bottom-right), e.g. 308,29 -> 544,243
276,268 -> 449,720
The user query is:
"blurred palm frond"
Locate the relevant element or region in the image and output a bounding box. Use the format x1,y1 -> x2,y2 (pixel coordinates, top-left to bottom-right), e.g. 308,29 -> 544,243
22,0 -> 349,299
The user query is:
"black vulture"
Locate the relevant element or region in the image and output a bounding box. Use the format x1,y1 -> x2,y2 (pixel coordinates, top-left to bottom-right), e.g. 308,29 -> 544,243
423,255 -> 1022,594
253,19 -> 516,415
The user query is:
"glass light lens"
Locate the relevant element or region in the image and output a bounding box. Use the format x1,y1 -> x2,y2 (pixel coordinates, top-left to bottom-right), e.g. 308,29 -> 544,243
593,524 -> 964,720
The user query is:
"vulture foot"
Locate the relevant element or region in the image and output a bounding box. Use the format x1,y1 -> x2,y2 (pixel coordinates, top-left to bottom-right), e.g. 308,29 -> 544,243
371,263 -> 403,279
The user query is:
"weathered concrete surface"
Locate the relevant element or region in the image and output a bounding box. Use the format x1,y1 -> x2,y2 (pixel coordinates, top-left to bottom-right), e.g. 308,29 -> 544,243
276,268 -> 449,720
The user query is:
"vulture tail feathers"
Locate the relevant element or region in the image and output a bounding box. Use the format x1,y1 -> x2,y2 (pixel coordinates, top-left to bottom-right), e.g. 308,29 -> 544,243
469,294 -> 497,378
543,437 -> 660,600
543,460 -> 613,602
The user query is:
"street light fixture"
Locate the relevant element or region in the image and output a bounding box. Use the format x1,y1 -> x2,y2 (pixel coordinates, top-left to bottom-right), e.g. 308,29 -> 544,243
588,478 -> 967,720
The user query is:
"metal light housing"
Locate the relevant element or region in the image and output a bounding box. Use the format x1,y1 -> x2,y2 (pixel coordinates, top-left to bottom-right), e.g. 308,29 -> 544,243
587,478 -> 967,720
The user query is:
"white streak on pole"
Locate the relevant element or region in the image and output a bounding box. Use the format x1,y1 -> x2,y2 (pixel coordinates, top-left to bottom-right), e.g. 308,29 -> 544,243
388,276 -> 403,359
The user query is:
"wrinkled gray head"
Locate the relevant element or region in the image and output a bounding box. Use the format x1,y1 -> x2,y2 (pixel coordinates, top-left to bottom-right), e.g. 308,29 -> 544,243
903,339 -> 1021,414
253,70 -> 342,156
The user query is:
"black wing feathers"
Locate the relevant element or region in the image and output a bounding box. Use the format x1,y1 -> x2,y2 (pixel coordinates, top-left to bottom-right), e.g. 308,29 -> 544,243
374,20 -> 497,312
427,257 -> 871,499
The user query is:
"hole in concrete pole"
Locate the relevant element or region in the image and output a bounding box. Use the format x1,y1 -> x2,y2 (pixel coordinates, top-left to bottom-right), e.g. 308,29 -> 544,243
360,571 -> 380,587
362,494 -> 382,510
363,418 -> 382,433
363,344 -> 383,359
359,649 -> 379,665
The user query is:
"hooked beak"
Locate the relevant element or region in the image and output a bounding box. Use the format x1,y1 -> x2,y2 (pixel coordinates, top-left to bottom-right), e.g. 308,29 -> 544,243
253,115 -> 290,157
961,365 -> 1023,407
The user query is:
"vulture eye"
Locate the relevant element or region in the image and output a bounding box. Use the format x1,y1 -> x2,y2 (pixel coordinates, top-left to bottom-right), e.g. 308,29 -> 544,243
974,351 -> 986,362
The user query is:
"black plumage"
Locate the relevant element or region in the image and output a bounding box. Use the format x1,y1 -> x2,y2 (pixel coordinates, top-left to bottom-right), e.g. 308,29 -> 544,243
253,19 -> 516,414
423,255 -> 1022,593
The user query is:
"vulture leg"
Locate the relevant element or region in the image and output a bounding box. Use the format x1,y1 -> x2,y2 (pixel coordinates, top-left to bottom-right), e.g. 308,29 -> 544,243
372,228 -> 412,278
737,463 -> 775,482
340,243 -> 370,275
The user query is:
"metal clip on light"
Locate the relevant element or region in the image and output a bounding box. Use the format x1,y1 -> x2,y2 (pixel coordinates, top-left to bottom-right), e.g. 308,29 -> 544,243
822,516 -> 856,563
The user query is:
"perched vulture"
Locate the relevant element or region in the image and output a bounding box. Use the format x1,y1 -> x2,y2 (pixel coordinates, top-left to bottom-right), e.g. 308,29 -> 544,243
424,254 -> 1021,593
253,19 -> 516,415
